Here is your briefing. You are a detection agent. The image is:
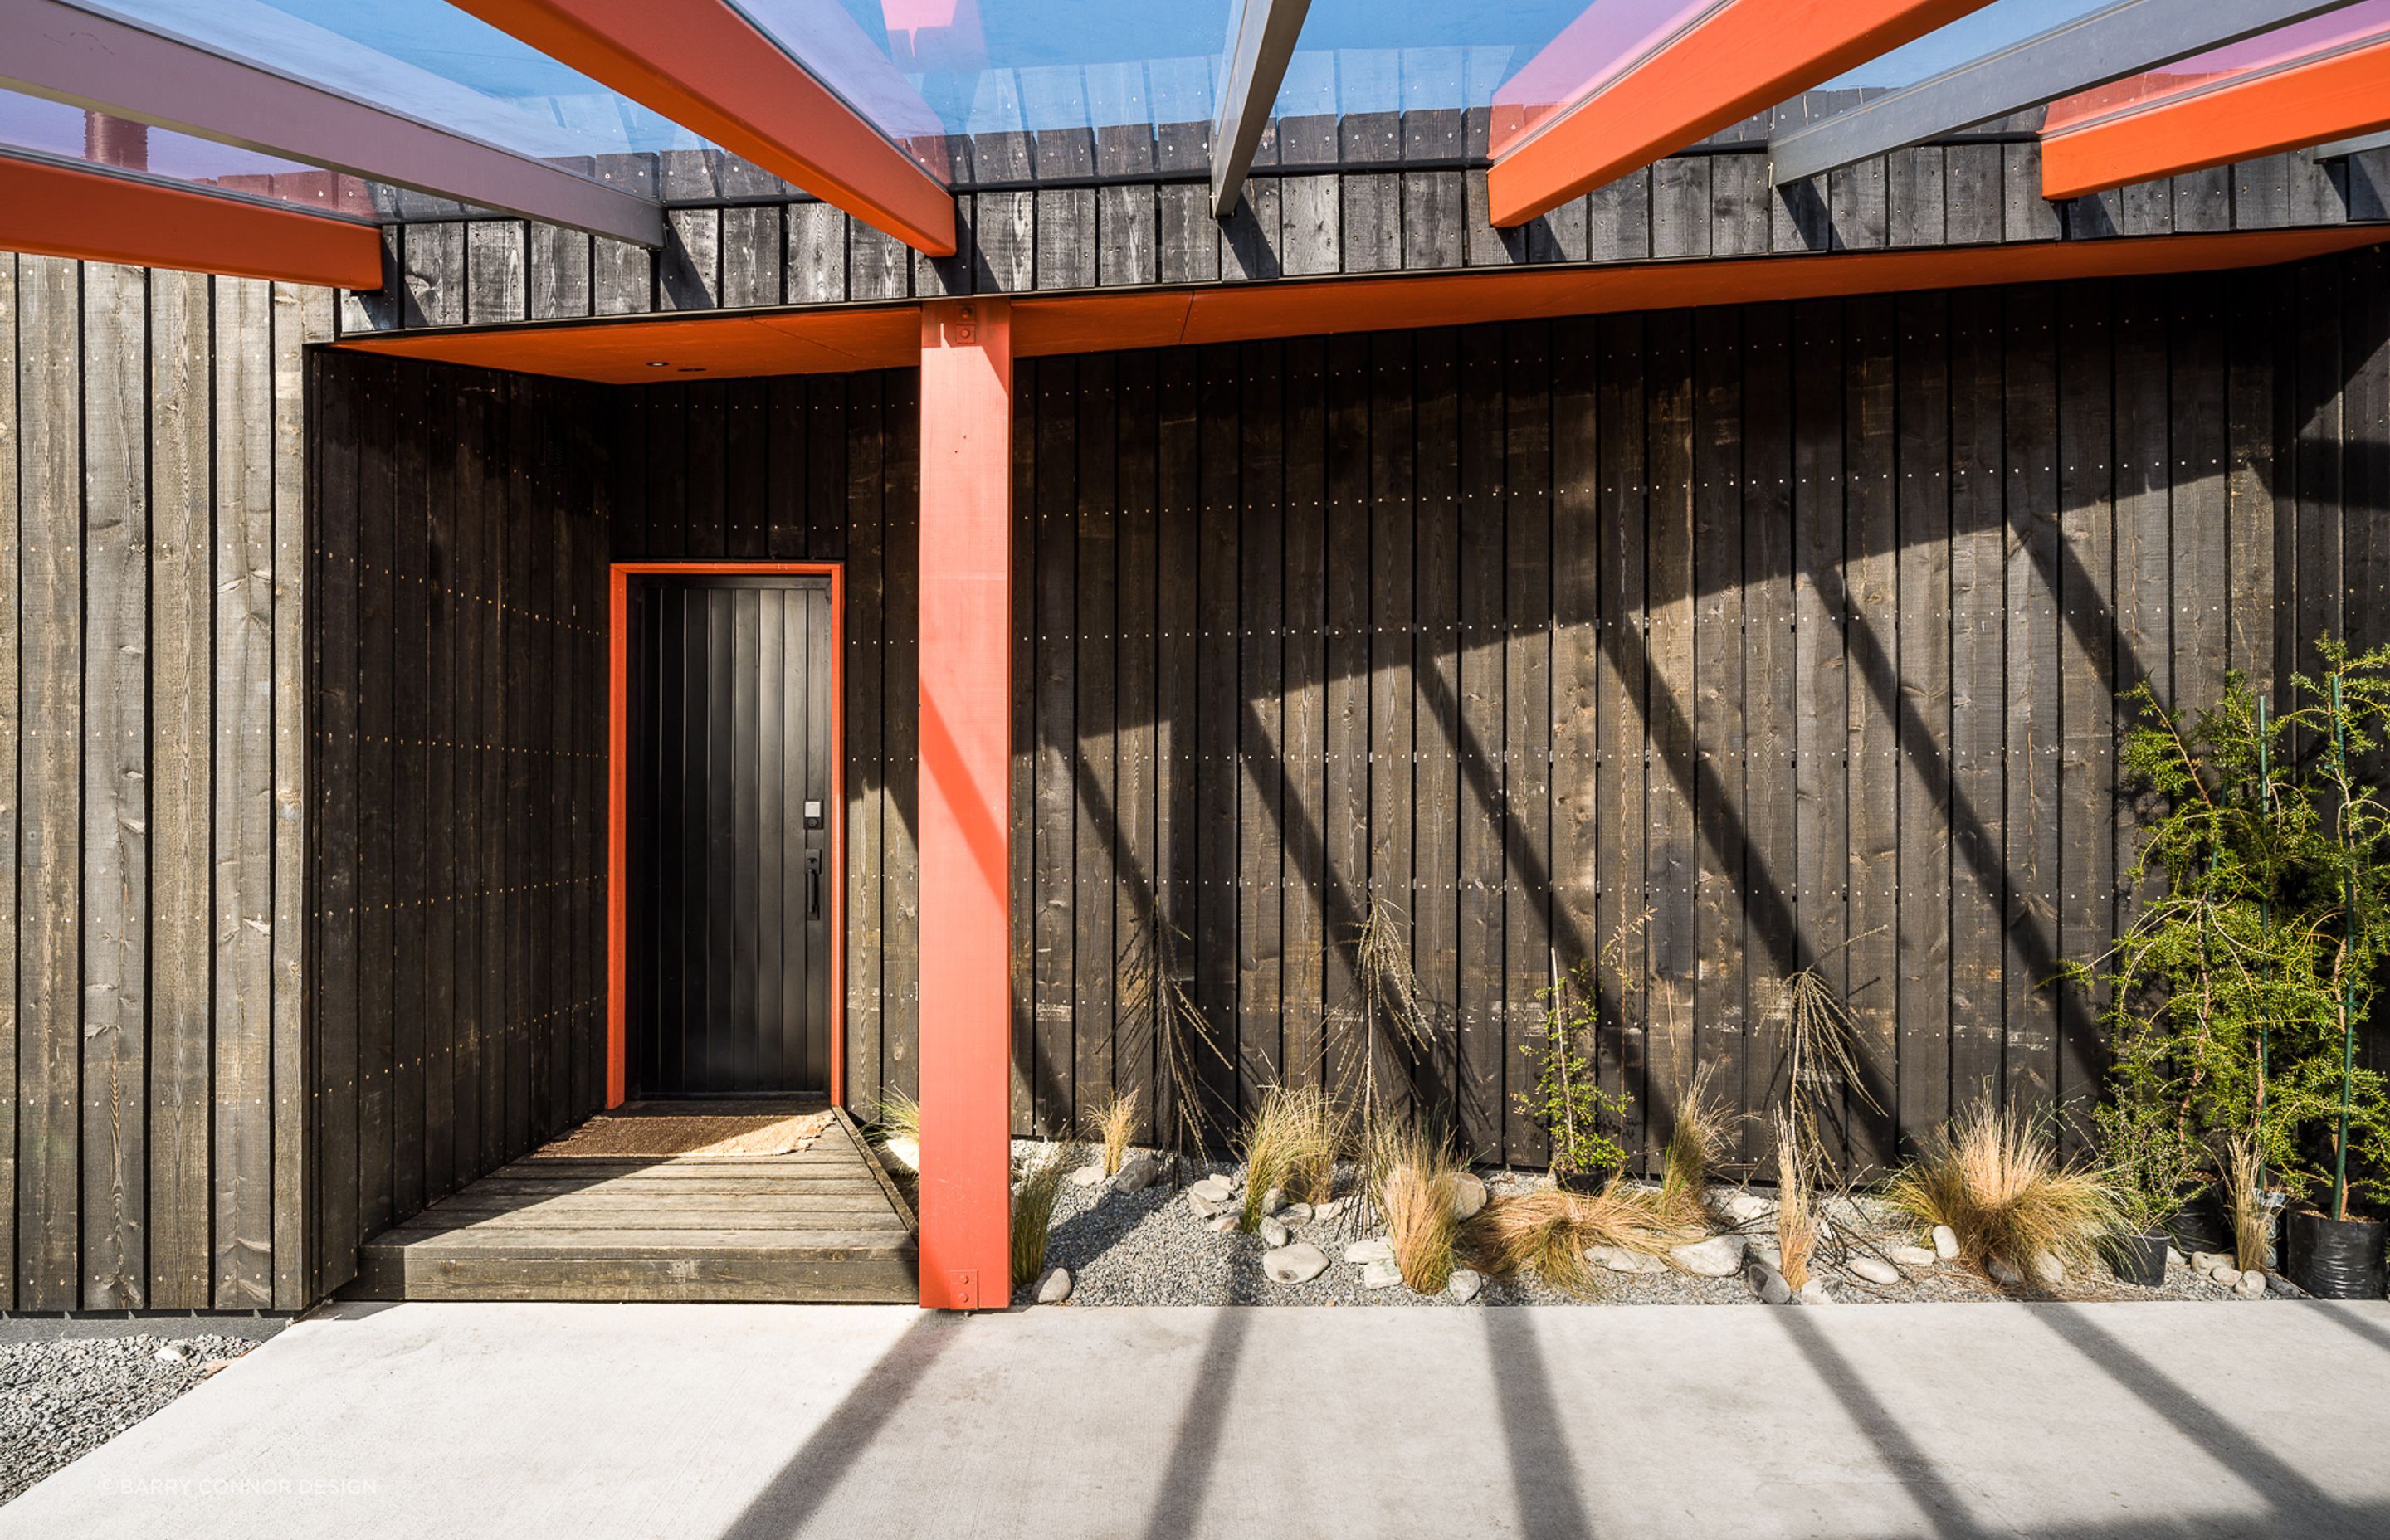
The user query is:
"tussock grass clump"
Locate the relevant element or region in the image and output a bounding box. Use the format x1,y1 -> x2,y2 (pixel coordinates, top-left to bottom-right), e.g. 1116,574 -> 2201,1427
1236,1086 -> 1346,1229
1010,1146 -> 1071,1291
1773,1111 -> 1816,1291
1659,1062 -> 1731,1227
1886,1099 -> 2122,1284
1087,1089 -> 1141,1177
2218,1132 -> 2270,1274
1464,1180 -> 1690,1294
1369,1119 -> 1465,1294
875,1089 -> 922,1148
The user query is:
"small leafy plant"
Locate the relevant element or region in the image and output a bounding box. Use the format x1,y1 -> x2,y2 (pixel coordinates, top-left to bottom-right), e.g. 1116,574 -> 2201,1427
1516,923 -> 1644,1182
2092,1093 -> 2207,1238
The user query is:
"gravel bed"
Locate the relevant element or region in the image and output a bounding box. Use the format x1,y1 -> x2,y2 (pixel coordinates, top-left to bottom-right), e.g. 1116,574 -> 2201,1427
1011,1140 -> 2273,1310
0,1319 -> 280,1504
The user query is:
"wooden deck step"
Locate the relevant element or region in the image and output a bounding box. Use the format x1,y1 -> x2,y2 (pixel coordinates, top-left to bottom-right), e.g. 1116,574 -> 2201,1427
348,1109 -> 917,1304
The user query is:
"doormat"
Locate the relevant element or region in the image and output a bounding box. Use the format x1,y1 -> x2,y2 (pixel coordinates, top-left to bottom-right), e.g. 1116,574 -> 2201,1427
532,1105 -> 834,1159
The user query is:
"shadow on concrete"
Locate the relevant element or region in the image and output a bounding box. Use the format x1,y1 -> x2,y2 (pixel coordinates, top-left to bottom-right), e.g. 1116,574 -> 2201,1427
1482,1308 -> 1597,1540
1135,1307 -> 1252,1540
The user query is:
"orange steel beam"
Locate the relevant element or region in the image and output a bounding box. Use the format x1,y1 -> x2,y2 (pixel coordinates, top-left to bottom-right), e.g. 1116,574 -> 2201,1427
449,0 -> 956,256
2041,34 -> 2390,199
915,299 -> 1014,1311
0,154 -> 383,288
1488,0 -> 1994,229
334,226 -> 2385,384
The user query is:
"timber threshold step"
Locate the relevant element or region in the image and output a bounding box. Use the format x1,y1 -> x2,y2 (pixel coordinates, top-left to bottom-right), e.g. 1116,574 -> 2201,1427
344,1109 -> 918,1304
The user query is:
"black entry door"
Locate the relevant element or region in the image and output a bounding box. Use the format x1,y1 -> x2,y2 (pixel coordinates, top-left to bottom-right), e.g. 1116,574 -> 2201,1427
626,575 -> 833,1095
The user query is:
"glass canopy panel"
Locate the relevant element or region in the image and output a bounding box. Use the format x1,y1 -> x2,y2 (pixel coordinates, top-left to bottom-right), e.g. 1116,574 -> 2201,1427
89,0 -> 712,166
1810,0 -> 2123,94
0,85 -> 376,215
2044,0 -> 2390,131
1484,0 -> 1729,159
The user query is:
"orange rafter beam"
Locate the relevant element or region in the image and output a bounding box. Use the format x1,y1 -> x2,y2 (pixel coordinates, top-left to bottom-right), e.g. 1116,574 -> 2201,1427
1488,0 -> 1994,229
2041,33 -> 2390,199
0,155 -> 383,288
449,0 -> 956,256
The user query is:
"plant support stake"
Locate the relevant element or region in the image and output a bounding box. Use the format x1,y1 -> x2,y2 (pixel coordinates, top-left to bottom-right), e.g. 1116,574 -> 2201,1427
2332,672 -> 2355,1224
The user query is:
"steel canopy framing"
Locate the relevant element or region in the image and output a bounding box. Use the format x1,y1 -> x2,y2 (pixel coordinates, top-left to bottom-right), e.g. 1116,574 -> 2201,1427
1768,0 -> 2358,188
0,152 -> 383,286
448,0 -> 956,256
2041,30 -> 2390,197
1487,0 -> 1994,228
2,0 -> 664,248
1210,0 -> 1314,217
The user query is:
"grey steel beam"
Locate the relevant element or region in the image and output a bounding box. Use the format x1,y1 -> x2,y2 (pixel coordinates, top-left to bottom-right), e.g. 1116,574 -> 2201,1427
1768,0 -> 2358,187
1210,0 -> 1314,217
1,0 -> 664,247
2308,126 -> 2390,158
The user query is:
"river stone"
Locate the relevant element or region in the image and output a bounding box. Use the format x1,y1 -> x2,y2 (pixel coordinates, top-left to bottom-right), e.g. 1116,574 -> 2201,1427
2236,1269 -> 2268,1299
1112,1155 -> 1162,1193
1987,1254 -> 2025,1286
1447,1268 -> 1484,1304
1746,1258 -> 1792,1304
2192,1250 -> 2233,1277
1188,1176 -> 1235,1204
1714,1190 -> 1773,1225
1036,1267 -> 1073,1304
1206,1213 -> 1238,1234
2210,1264 -> 2243,1289
1313,1198 -> 1346,1223
1344,1237 -> 1394,1266
1890,1245 -> 1939,1270
1749,1244 -> 1783,1270
1671,1235 -> 1749,1278
1846,1255 -> 1901,1286
1589,1245 -> 1666,1275
2031,1250 -> 2066,1286
1451,1173 -> 1490,1221
1797,1277 -> 1836,1305
1362,1258 -> 1403,1290
1280,1201 -> 1314,1224
884,1138 -> 920,1172
1187,1191 -> 1223,1219
1071,1166 -> 1105,1187
1259,1187 -> 1284,1214
1932,1224 -> 1960,1260
1259,1216 -> 1291,1249
1262,1243 -> 1329,1284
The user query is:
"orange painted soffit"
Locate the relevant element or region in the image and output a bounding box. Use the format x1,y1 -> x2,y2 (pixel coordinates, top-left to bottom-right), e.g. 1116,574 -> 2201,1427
332,226 -> 2388,385
0,156 -> 384,290
1486,0 -> 1994,229
2041,35 -> 2390,200
448,0 -> 955,256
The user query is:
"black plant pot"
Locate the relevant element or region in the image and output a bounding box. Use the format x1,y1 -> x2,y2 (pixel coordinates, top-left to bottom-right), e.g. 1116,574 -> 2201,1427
1557,1168 -> 1611,1196
2166,1192 -> 2231,1258
2286,1209 -> 2387,1299
2107,1228 -> 2172,1288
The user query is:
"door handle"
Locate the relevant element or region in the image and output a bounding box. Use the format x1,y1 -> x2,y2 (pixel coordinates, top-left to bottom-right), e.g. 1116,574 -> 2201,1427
806,850 -> 822,920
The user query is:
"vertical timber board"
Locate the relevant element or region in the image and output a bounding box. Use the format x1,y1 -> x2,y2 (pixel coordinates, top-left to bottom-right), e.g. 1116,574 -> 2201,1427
2224,269 -> 2280,696
0,255 -> 15,1309
1368,332 -> 1420,1123
1644,312 -> 1696,1162
149,269 -> 213,1307
1790,300 -> 1849,1168
2003,285 -> 2061,1121
1894,290 -> 1953,1150
82,262 -> 148,1309
2170,275 -> 2230,714
1503,322 -> 1554,1167
271,285 -> 331,1304
2114,275 -> 2174,1118
883,371 -> 923,1104
2295,261 -> 2345,665
1594,314 -> 1649,1160
465,222 -> 528,326
355,358 -> 395,1234
1550,315 -> 1602,1138
214,277 -> 276,1306
18,256 -> 80,1309
1740,304 -> 1799,1137
1154,350 -> 1201,1142
1412,329 -> 1462,1131
2344,251 -> 2390,670
1454,326 -> 1507,1158
1238,341 -> 1286,1103
1280,339 -> 1328,1090
423,353 -> 457,1202
846,377 -> 889,1116
1113,353 -> 1159,1126
528,224 -> 592,321
1843,295 -> 1899,1170
1322,334 -> 1370,1110
1034,359 -> 1078,1132
391,360 -> 430,1202
1076,355 -> 1120,1115
2054,281 -> 2115,1155
1948,288 -> 2007,1109
1690,305 -> 1749,1159
1195,345 -> 1240,1134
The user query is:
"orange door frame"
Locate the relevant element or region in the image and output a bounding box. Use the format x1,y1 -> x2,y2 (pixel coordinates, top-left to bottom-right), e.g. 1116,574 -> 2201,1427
2041,33 -> 2390,199
915,300 -> 1014,1311
606,562 -> 846,1109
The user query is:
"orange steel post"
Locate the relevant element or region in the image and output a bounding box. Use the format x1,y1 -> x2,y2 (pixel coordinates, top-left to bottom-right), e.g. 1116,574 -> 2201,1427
2041,34 -> 2390,199
915,299 -> 1014,1311
1487,0 -> 1991,229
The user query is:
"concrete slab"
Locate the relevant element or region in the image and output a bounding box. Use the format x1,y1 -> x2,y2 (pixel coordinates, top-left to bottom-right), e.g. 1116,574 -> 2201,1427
7,1299 -> 2389,1538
